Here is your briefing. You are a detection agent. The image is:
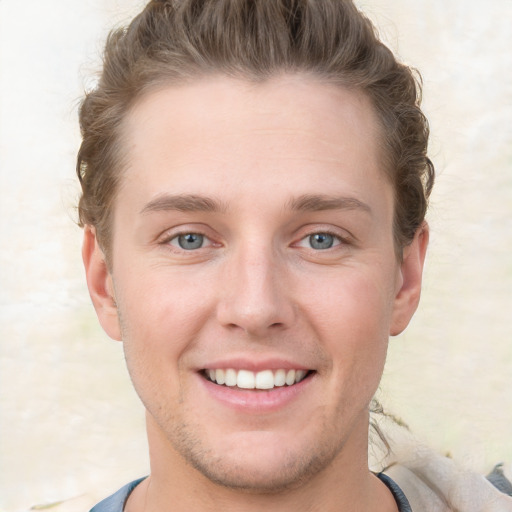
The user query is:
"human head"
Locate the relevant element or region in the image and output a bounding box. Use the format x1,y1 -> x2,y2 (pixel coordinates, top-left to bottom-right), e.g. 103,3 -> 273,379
76,0 -> 434,263
79,2 -> 433,500
83,76 -> 429,496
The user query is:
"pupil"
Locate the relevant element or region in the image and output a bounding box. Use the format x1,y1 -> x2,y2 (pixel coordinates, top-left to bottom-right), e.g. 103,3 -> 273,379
178,233 -> 203,250
310,233 -> 333,250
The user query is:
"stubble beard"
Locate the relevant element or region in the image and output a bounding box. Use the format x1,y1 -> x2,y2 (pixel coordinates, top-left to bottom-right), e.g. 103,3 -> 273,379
152,407 -> 349,495
120,314 -> 369,495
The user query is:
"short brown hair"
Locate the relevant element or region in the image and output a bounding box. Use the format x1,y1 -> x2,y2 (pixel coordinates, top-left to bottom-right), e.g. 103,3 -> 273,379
77,0 -> 434,258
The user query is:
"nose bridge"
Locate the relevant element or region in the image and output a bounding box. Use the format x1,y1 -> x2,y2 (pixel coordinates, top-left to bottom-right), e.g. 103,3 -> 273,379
217,240 -> 294,335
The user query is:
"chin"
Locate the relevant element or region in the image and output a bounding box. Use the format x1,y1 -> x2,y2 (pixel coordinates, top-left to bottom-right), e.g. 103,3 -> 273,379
188,450 -> 336,494
169,425 -> 344,493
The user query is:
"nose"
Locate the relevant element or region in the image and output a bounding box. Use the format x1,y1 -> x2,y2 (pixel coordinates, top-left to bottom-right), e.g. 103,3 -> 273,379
216,244 -> 296,337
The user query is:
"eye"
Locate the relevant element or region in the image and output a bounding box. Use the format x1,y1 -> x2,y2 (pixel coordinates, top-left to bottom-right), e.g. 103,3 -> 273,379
169,233 -> 207,250
298,232 -> 341,250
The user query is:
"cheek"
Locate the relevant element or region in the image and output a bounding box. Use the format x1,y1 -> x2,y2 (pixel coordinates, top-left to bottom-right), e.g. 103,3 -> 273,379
114,270 -> 213,394
116,265 -> 213,340
303,268 -> 394,393
306,265 -> 395,338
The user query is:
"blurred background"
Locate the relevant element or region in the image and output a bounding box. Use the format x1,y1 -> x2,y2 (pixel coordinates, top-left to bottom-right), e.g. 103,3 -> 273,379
0,0 -> 511,510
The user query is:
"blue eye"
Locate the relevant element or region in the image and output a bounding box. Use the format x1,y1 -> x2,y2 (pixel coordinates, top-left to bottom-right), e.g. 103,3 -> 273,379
171,233 -> 205,250
309,233 -> 335,250
296,232 -> 342,250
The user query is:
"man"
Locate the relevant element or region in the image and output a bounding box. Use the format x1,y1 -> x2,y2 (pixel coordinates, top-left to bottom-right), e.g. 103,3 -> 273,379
77,1 -> 512,510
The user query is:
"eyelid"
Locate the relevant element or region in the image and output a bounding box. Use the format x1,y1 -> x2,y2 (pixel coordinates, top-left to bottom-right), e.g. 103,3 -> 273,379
170,233 -> 211,249
292,225 -> 353,247
157,225 -> 220,250
295,231 -> 343,249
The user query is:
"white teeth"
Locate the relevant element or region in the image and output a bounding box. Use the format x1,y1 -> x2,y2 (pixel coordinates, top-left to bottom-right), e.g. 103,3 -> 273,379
215,369 -> 225,385
285,369 -> 296,386
255,370 -> 274,389
295,370 -> 306,383
237,370 -> 255,389
206,368 -> 310,389
225,368 -> 237,387
274,369 -> 286,387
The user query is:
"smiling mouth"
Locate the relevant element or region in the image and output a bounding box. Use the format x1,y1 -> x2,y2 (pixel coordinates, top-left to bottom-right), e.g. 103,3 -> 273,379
202,368 -> 313,390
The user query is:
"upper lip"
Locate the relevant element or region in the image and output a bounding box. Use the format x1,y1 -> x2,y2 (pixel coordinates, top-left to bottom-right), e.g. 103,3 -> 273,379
198,356 -> 312,372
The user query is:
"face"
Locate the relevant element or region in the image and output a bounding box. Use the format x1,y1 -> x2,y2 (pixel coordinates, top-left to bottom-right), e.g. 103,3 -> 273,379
84,75 -> 426,492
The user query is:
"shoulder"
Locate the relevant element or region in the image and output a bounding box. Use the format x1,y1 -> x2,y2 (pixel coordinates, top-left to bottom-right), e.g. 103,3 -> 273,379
376,472 -> 413,512
370,414 -> 512,511
383,449 -> 512,511
89,478 -> 146,512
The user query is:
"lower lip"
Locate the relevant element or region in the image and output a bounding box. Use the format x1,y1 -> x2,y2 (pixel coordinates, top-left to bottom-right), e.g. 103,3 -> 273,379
199,373 -> 314,414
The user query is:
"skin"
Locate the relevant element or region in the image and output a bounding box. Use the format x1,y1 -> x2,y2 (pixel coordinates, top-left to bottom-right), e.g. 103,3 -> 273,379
83,75 -> 428,511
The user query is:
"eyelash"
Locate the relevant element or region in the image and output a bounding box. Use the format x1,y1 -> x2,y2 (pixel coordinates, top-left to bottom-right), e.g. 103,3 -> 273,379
159,228 -> 348,254
295,230 -> 347,251
162,231 -> 215,251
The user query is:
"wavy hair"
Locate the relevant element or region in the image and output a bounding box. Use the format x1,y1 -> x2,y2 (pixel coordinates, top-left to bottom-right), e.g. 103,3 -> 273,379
77,0 -> 434,259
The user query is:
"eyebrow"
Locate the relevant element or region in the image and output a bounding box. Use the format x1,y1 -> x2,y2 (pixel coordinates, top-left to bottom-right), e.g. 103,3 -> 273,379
140,194 -> 228,215
140,193 -> 372,216
287,194 -> 372,214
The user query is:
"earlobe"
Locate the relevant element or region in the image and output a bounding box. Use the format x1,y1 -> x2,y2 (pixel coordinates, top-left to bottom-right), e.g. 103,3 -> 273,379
82,226 -> 122,341
390,222 -> 429,336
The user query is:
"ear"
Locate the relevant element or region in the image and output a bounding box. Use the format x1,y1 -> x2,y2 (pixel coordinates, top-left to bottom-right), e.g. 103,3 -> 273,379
82,226 -> 122,341
390,222 -> 429,336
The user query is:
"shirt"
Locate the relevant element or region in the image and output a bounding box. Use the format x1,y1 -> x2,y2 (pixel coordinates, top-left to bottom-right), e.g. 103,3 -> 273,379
89,473 -> 412,512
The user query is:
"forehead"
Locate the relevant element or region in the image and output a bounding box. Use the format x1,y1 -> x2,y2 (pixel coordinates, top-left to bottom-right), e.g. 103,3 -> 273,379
118,75 -> 390,212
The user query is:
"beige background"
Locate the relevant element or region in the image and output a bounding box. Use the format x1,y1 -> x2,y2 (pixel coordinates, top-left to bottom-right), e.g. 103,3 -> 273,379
0,0 -> 511,510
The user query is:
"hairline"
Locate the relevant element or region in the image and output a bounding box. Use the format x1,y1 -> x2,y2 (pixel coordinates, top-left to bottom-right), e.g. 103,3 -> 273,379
98,71 -> 400,264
